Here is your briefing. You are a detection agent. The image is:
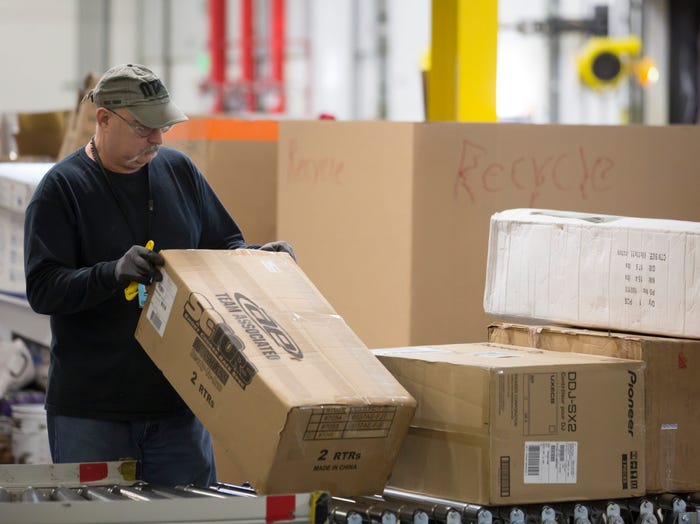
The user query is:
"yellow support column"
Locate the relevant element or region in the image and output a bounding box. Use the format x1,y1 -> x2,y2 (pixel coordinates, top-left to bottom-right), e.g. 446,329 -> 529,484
427,0 -> 498,121
428,0 -> 458,120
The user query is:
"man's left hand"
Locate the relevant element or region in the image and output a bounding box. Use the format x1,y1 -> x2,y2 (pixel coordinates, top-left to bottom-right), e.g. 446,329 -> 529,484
259,240 -> 296,262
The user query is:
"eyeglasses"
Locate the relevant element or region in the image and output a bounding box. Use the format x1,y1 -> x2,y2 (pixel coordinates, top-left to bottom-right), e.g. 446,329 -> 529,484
105,108 -> 173,138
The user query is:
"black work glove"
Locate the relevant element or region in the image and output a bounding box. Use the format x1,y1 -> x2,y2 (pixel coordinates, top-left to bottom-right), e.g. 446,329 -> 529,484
259,240 -> 296,262
114,245 -> 165,285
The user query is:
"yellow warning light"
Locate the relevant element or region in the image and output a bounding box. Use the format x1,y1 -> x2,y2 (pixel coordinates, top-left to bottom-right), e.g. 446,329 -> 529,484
577,35 -> 642,91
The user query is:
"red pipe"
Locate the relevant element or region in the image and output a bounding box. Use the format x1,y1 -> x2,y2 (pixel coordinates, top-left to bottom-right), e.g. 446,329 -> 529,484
270,0 -> 286,112
241,0 -> 255,111
208,0 -> 226,113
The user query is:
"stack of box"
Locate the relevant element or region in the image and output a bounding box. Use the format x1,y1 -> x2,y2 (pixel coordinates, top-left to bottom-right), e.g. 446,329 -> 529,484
484,208 -> 700,495
367,207 -> 700,504
0,163 -> 52,345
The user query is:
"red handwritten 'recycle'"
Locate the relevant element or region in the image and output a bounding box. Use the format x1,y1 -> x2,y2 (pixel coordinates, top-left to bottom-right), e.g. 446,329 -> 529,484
454,139 -> 616,206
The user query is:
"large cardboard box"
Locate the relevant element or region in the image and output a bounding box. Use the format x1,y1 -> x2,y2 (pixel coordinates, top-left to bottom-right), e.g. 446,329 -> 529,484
373,343 -> 645,505
165,118 -> 278,245
489,323 -> 700,493
277,122 -> 700,349
484,208 -> 700,338
135,249 -> 416,495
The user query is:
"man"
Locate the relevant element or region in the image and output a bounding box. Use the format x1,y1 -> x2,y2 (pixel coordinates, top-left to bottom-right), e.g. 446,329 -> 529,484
23,63 -> 294,487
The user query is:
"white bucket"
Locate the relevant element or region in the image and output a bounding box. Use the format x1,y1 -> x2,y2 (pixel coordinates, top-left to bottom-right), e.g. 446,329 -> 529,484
11,403 -> 51,464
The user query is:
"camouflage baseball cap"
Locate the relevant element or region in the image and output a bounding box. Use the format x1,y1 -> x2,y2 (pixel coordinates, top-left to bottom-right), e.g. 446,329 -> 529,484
85,63 -> 188,128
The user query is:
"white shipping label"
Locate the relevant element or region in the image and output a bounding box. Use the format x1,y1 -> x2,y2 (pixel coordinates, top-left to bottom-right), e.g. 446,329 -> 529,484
523,441 -> 577,484
146,269 -> 177,337
607,229 -> 680,332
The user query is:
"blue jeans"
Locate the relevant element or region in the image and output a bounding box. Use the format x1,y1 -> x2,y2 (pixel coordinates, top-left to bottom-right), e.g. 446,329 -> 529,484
47,412 -> 217,487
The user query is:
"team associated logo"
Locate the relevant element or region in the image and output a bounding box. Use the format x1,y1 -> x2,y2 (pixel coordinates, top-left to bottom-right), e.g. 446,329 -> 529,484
231,292 -> 303,360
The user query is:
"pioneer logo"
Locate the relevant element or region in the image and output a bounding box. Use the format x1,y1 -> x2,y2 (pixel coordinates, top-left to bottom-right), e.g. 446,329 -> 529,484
627,370 -> 637,436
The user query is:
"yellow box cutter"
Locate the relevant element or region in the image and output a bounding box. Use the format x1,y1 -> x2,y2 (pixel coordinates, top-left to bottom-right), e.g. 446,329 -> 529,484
124,240 -> 155,301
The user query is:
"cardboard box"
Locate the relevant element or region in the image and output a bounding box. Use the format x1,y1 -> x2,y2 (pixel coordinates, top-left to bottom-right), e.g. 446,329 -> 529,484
373,343 -> 645,505
489,323 -> 700,493
135,249 -> 416,495
165,118 -> 278,245
0,208 -> 26,297
0,163 -> 52,298
15,111 -> 70,160
58,73 -> 100,160
277,122 -> 700,349
484,208 -> 700,338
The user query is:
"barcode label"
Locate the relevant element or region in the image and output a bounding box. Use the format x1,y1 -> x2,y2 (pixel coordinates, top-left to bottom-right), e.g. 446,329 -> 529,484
146,269 -> 177,337
527,444 -> 541,477
524,441 -> 577,484
149,309 -> 163,331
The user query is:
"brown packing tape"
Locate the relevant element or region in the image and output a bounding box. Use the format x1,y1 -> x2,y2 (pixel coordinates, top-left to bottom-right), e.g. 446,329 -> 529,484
527,324 -> 541,347
658,423 -> 677,493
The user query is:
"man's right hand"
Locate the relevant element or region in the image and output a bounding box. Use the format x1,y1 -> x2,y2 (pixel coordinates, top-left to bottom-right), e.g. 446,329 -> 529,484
114,245 -> 165,285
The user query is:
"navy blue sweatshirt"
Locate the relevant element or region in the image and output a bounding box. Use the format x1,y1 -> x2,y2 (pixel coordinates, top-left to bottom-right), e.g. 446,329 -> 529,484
24,146 -> 247,420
